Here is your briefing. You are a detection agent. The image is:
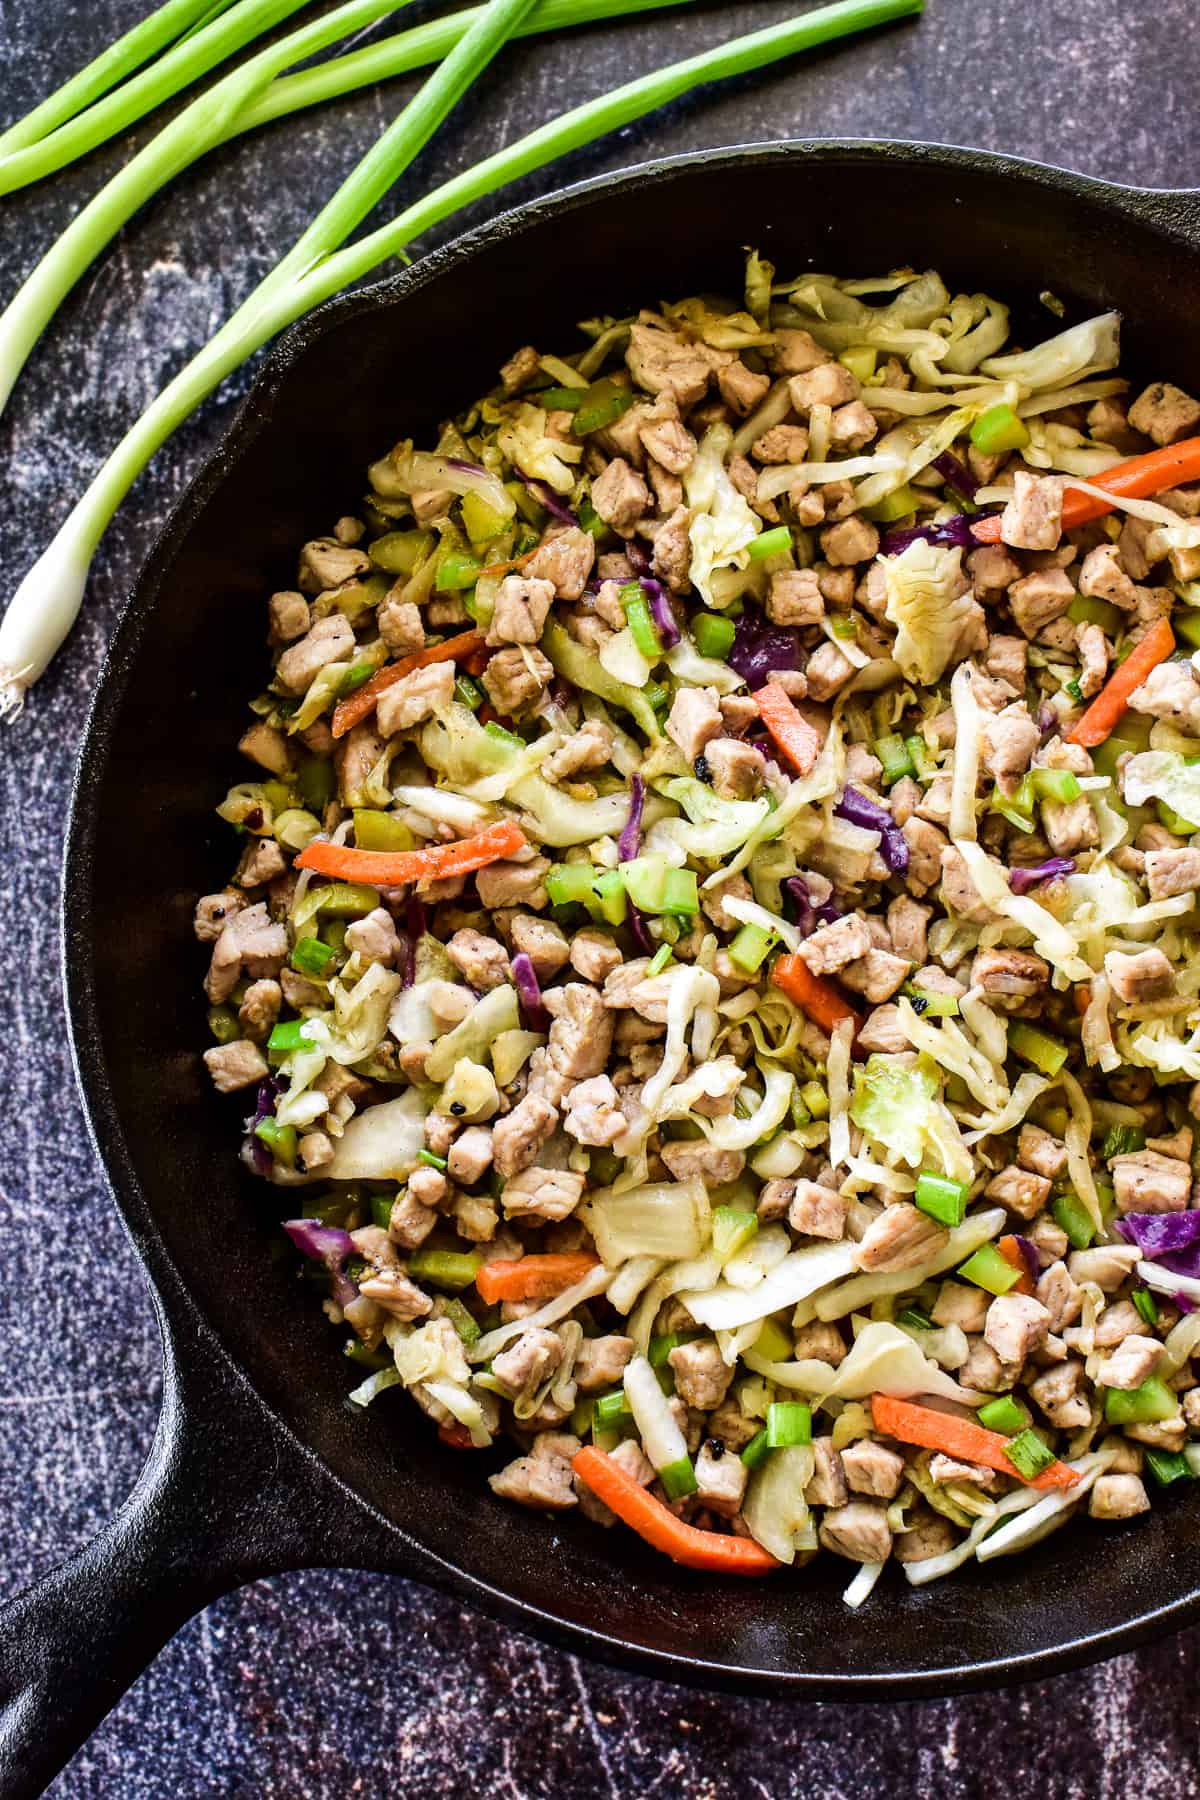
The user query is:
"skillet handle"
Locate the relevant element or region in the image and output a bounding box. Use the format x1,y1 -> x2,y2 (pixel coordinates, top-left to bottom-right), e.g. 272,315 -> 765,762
0,1337 -> 379,1800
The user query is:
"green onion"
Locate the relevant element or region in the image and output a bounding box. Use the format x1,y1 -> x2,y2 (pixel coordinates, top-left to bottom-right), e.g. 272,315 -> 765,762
1068,593 -> 1123,636
901,982 -> 959,1018
405,1246 -> 483,1290
344,1338 -> 392,1370
970,402 -> 1030,456
748,525 -> 793,561
268,1018 -> 312,1054
647,942 -> 673,976
799,1079 -> 829,1120
291,935 -> 337,977
1158,799 -> 1200,837
1051,1191 -> 1096,1252
1103,1377 -> 1180,1427
752,1316 -> 793,1362
1031,767 -> 1082,805
829,615 -> 858,641
905,733 -> 937,782
1145,1448 -> 1194,1488
538,384 -> 587,411
1008,1020 -> 1069,1079
206,1003 -> 240,1044
619,580 -> 664,660
417,1148 -> 448,1171
691,611 -> 737,659
571,376 -> 634,435
454,672 -> 484,711
865,482 -> 923,523
592,1389 -> 633,1430
370,1192 -> 395,1230
728,921 -> 776,973
658,1455 -> 699,1501
976,1394 -> 1031,1436
316,882 -> 379,918
712,1207 -> 758,1260
1003,1428 -> 1055,1482
647,1330 -> 699,1368
254,1114 -> 297,1167
896,1305 -> 933,1331
766,1401 -> 812,1448
1101,1123 -> 1146,1161
1132,1287 -> 1161,1328
740,1427 -> 772,1470
436,547 -> 484,592
353,808 -> 414,852
1091,734 -> 1137,780
914,1169 -> 969,1228
577,496 -> 606,540
958,1243 -> 1022,1297
0,0 -> 923,718
875,732 -> 915,786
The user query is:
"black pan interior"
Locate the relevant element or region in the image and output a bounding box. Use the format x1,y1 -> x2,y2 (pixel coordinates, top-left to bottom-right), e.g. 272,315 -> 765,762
68,144 -> 1200,1692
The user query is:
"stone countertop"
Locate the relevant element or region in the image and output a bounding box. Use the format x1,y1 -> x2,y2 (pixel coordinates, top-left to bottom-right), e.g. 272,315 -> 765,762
2,1 -> 1199,1793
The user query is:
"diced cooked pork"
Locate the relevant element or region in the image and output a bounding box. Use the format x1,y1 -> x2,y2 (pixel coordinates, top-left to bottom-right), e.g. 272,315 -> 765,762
819,1501 -> 892,1564
501,1166 -> 585,1222
984,1294 -> 1050,1366
1111,1149 -> 1191,1214
563,1075 -> 626,1147
486,574 -> 555,647
1128,380 -> 1200,446
787,1179 -> 848,1241
668,1339 -> 733,1411
481,646 -> 553,713
853,1204 -> 948,1273
1104,947 -> 1176,1005
492,1094 -> 559,1176
376,660 -> 455,735
666,685 -> 722,761
840,1439 -> 905,1500
999,471 -> 1064,551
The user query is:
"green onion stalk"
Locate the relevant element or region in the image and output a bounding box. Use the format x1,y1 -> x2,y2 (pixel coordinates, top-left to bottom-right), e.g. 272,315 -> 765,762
0,0 -> 698,418
0,0 -> 922,719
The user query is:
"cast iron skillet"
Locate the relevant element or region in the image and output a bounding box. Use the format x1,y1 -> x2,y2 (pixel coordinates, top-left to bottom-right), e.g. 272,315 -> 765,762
4,139 -> 1200,1798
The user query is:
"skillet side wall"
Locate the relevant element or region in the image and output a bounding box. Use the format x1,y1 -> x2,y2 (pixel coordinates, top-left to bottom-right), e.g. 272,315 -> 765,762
76,147 -> 1200,1687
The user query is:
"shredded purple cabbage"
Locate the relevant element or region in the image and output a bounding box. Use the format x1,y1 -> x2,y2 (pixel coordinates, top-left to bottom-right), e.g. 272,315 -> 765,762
729,604 -> 802,687
833,786 -> 909,875
511,952 -> 550,1031
1117,1212 -> 1200,1274
516,469 -> 578,526
641,576 -> 681,648
1008,857 -> 1076,894
880,513 -> 977,556
1036,703 -> 1057,736
1011,1234 -> 1041,1287
447,457 -> 487,476
248,1077 -> 283,1176
931,449 -> 979,501
283,1219 -> 358,1307
785,875 -> 840,934
619,774 -> 645,863
628,904 -> 653,954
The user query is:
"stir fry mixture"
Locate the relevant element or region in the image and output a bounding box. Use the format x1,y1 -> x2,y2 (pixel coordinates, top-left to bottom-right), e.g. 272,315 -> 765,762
197,257 -> 1200,1601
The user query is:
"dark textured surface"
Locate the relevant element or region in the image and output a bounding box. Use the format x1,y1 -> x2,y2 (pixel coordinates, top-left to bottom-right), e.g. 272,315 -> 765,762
2,2 -> 1200,1795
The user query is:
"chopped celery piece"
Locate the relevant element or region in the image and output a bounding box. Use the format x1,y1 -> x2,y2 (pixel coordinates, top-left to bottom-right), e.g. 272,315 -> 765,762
1003,1428 -> 1055,1481
592,868 -> 628,927
435,547 -> 483,592
538,385 -> 586,411
799,1079 -> 828,1120
546,862 -> 597,906
461,491 -> 509,547
1158,799 -> 1199,836
297,751 -> 336,812
648,1330 -> 699,1369
691,612 -> 736,658
1173,609 -> 1200,651
577,497 -> 605,541
970,403 -> 1030,455
766,1401 -> 812,1448
1031,767 -> 1082,804
662,868 -> 699,916
405,1247 -> 483,1291
753,1316 -> 793,1362
268,1019 -> 312,1053
337,660 -> 376,697
352,809 -> 414,853
839,345 -> 877,383
875,731 -> 915,785
976,1394 -> 1031,1436
1132,1288 -> 1160,1328
659,1455 -> 698,1500
1104,1377 -> 1179,1427
370,1192 -> 394,1230
291,935 -> 337,977
914,1169 -> 968,1228
712,1207 -> 758,1259
741,1427 -> 771,1470
647,943 -> 673,976
1051,1192 -> 1095,1251
905,733 -> 937,782
317,882 -> 379,919
572,377 -> 634,436
454,673 -> 483,711
483,719 -> 524,748
728,922 -> 775,972
1068,593 -> 1123,636
1008,1020 -> 1069,1078
254,1115 -> 297,1168
902,982 -> 960,1018
748,525 -> 793,561
958,1243 -> 1022,1296
368,528 -> 433,575
1145,1448 -> 1193,1487
1101,1124 -> 1145,1161
1092,735 -> 1136,780
344,1339 -> 392,1371
206,1004 -> 239,1044
866,482 -> 922,523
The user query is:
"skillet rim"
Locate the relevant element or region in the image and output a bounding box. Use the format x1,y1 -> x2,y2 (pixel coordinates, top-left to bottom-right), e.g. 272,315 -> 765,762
61,135 -> 1200,1696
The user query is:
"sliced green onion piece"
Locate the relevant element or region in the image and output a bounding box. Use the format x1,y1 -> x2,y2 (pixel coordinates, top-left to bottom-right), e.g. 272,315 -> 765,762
572,376 -> 634,436
976,1394 -> 1031,1435
370,1192 -> 394,1230
915,1169 -> 969,1228
1145,1448 -> 1194,1488
712,1207 -> 758,1260
291,935 -> 337,977
692,612 -> 737,658
896,1305 -> 933,1331
875,731 -> 915,786
1173,609 -> 1200,652
1068,593 -> 1123,636
1003,1428 -> 1055,1481
748,525 -> 793,561
902,982 -> 959,1018
254,1115 -> 297,1168
957,1243 -> 1022,1297
740,1427 -> 772,1470
905,733 -> 937,782
592,1388 -> 633,1430
268,1018 -> 312,1053
619,580 -> 664,660
1008,1020 -> 1069,1079
417,1148 -> 448,1171
1132,1288 -> 1160,1328
1051,1191 -> 1096,1252
1103,1377 -> 1180,1427
1101,1123 -> 1146,1161
766,1400 -> 812,1448
658,1455 -> 699,1500
344,1338 -> 392,1370
647,942 -> 673,976
405,1246 -> 483,1290
970,403 -> 1030,456
647,1329 -> 699,1369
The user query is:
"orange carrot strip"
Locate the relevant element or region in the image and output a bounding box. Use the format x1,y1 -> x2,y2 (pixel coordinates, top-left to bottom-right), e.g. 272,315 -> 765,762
461,647 -> 490,677
772,952 -> 862,1044
870,1395 -> 1079,1491
997,1235 -> 1035,1297
331,628 -> 484,737
971,436 -> 1200,545
1067,615 -> 1174,747
478,545 -> 540,579
475,1252 -> 600,1306
572,1447 -> 780,1575
754,680 -> 822,776
295,818 -> 526,888
438,1423 -> 478,1451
